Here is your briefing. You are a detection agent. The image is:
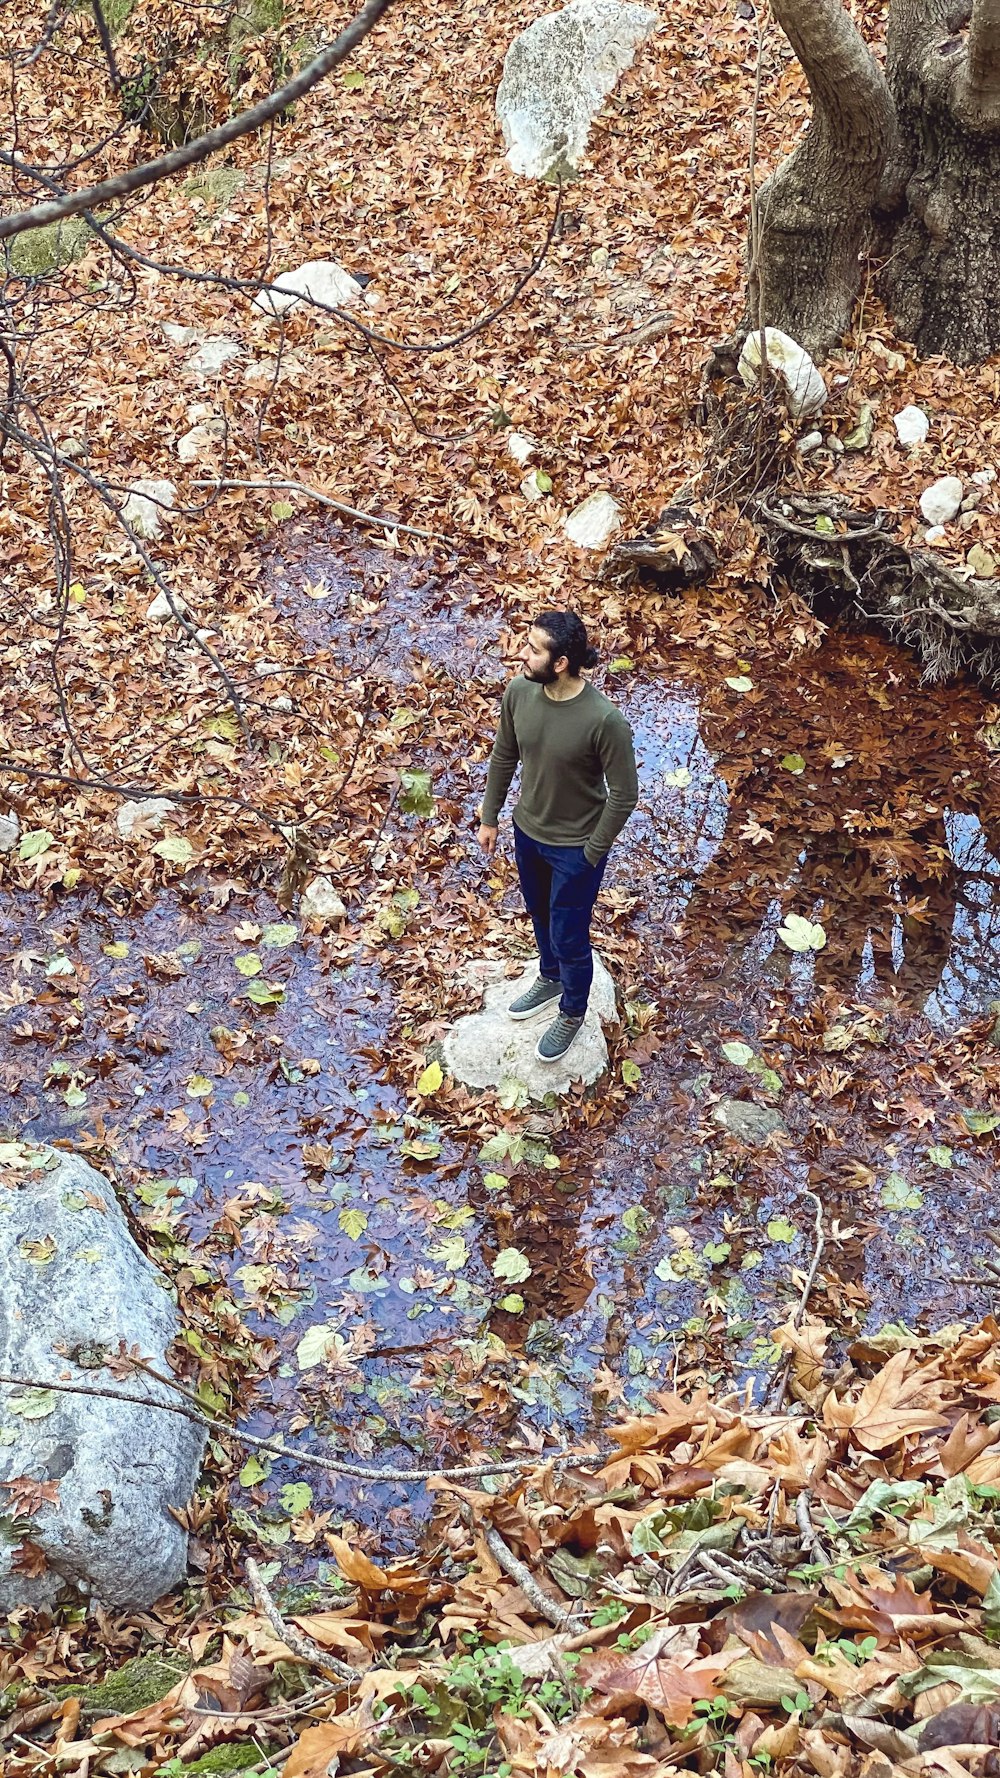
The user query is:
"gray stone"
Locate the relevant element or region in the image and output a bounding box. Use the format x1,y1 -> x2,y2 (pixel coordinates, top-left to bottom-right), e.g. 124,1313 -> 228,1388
0,1144 -> 205,1610
252,259 -> 364,319
300,876 -> 346,924
145,589 -> 188,624
0,810 -> 20,853
122,479 -> 176,542
441,955 -> 616,1098
189,337 -> 243,376
496,0 -> 659,180
795,430 -> 823,456
711,1099 -> 786,1145
919,475 -> 963,527
564,490 -> 621,548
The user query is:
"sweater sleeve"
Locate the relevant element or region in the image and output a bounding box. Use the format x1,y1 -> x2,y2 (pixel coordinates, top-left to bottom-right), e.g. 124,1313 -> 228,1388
584,712 -> 639,862
480,683 -> 520,826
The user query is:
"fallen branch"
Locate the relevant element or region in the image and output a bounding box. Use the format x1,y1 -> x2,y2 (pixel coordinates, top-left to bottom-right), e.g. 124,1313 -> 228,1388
245,1558 -> 357,1684
477,1519 -> 584,1634
195,477 -> 455,544
0,1370 -> 594,1485
795,1487 -> 831,1567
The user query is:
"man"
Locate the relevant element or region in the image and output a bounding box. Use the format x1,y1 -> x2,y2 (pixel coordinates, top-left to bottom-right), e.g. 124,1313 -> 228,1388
478,611 -> 639,1063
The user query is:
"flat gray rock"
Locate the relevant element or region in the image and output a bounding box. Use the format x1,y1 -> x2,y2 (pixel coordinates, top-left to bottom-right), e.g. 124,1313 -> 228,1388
442,955 -> 616,1098
711,1099 -> 786,1145
497,0 -> 659,180
0,1143 -> 206,1611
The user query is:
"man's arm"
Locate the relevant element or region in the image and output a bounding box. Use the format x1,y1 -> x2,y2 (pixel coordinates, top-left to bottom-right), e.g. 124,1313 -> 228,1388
479,684 -> 520,852
584,714 -> 639,863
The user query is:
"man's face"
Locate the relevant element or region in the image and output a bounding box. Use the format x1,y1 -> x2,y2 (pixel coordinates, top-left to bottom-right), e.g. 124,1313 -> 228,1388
522,626 -> 561,684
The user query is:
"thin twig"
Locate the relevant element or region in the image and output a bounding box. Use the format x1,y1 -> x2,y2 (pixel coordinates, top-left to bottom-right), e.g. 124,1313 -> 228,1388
476,1518 -> 584,1633
795,1487 -> 831,1567
245,1558 -> 356,1684
194,477 -> 454,544
0,1371 -> 591,1484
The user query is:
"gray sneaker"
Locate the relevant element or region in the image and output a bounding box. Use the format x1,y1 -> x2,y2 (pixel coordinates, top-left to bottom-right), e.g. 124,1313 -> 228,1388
535,1013 -> 585,1062
508,976 -> 561,1021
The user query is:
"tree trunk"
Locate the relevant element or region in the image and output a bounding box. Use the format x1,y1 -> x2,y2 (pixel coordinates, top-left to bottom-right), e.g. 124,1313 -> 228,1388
753,0 -> 1000,364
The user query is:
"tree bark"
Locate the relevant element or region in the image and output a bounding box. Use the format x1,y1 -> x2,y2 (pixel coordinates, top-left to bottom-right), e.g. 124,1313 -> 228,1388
749,0 -> 896,356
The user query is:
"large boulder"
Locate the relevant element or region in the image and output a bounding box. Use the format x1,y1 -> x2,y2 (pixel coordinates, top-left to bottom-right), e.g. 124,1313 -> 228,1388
0,1142 -> 206,1611
441,955 -> 616,1098
496,0 -> 659,181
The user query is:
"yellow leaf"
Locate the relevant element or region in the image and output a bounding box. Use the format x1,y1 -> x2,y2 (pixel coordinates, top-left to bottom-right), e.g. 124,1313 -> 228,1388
416,1060 -> 442,1095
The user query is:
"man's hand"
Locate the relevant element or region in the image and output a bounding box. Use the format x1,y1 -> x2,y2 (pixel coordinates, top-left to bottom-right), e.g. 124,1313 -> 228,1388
477,824 -> 498,859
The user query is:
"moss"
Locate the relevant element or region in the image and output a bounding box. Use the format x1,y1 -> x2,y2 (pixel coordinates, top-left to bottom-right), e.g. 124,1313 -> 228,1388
183,167 -> 246,211
179,1742 -> 279,1776
102,0 -> 136,32
226,0 -> 284,86
10,218 -> 91,278
57,1653 -> 188,1715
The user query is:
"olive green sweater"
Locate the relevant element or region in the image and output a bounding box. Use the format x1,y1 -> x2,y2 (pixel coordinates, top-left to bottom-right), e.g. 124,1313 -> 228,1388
481,676 -> 639,863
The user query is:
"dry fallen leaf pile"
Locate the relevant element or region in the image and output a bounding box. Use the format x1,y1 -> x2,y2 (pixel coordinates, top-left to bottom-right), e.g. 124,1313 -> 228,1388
10,1322 -> 1000,1774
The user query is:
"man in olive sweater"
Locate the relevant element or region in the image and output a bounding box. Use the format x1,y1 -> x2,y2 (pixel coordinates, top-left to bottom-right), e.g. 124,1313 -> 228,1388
478,611 -> 639,1063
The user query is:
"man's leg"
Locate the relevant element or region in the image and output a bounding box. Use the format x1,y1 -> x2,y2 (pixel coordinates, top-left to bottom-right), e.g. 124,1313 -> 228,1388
513,824 -> 559,980
549,847 -> 608,1018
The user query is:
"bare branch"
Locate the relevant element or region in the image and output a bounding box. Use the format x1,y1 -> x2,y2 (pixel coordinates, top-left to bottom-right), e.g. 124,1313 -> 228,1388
0,0 -> 396,241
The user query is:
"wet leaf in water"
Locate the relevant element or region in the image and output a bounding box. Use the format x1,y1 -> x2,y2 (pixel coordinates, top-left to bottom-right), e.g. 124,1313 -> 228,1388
338,1208 -> 368,1240
778,914 -> 827,952
766,1218 -> 797,1244
493,1247 -> 531,1283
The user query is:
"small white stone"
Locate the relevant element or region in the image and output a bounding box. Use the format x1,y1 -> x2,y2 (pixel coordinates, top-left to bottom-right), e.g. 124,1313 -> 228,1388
923,525 -> 946,545
737,328 -> 827,417
973,468 -> 997,486
116,798 -> 176,841
122,478 -> 176,542
176,423 -> 221,464
919,476 -> 963,526
161,322 -> 198,347
520,469 -> 546,503
0,810 -> 20,853
564,489 -> 621,549
826,435 -> 845,455
795,430 -> 823,456
300,876 -> 347,924
507,431 -> 537,466
189,337 -> 242,375
145,590 -> 188,623
271,694 -> 295,712
252,260 -> 364,319
894,405 -> 929,445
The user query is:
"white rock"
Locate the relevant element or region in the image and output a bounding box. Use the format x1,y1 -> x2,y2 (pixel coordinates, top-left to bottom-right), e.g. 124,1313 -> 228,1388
0,1146 -> 206,1610
919,476 -> 963,526
564,489 -> 621,548
795,430 -> 823,456
116,798 -> 176,842
271,694 -> 295,712
122,478 -> 176,542
973,468 -> 997,486
0,810 -> 19,853
145,589 -> 188,624
442,954 -> 616,1098
923,525 -> 946,545
252,260 -> 364,319
300,876 -> 347,924
520,469 -> 547,503
176,423 -> 222,464
507,431 -> 537,466
497,0 -> 659,180
737,328 -> 827,417
161,322 -> 198,347
189,337 -> 243,375
893,404 -> 929,445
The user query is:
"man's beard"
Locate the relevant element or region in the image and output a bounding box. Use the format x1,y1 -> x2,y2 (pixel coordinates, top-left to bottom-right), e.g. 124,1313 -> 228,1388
524,657 -> 557,685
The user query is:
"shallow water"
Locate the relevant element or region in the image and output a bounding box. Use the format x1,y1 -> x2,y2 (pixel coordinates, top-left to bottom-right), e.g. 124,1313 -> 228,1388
4,524 -> 1000,1553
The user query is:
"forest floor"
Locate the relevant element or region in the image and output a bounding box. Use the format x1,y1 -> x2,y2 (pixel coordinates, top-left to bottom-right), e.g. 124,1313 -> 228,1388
6,0 -> 1000,1774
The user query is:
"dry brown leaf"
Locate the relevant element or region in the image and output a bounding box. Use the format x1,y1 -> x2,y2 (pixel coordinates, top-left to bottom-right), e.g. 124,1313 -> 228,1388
280,1703 -> 375,1778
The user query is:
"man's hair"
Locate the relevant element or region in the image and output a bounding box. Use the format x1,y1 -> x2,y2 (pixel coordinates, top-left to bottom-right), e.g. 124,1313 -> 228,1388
535,610 -> 599,675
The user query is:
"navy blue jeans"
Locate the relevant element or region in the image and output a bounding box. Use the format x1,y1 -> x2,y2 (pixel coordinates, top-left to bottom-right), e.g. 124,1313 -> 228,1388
513,823 -> 608,1018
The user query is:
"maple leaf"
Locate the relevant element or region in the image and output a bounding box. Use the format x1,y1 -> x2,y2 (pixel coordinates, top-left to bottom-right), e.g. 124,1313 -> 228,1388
3,1475 -> 60,1516
280,1703 -> 376,1777
740,818 -> 774,845
11,1539 -> 48,1576
823,1348 -> 948,1451
583,1624 -> 738,1726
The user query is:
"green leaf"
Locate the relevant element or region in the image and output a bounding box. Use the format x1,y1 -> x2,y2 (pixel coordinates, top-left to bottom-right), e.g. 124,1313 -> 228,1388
609,656 -> 634,672
622,1206 -> 647,1234
296,1324 -> 338,1370
430,1235 -> 469,1271
500,1293 -> 525,1313
46,953 -> 75,977
262,922 -> 298,949
8,1387 -> 57,1419
153,835 -> 193,866
482,1172 -> 508,1192
399,769 -> 434,817
19,828 -> 54,860
654,1254 -> 681,1283
880,1172 -> 923,1211
813,514 -> 836,535
498,1077 -> 528,1111
401,1136 -> 441,1160
781,753 -> 806,774
245,978 -> 286,1007
342,67 -> 365,88
239,1455 -> 269,1487
280,1482 -> 313,1516
663,766 -> 691,788
478,1135 -> 510,1163
102,940 -> 129,958
725,676 -> 753,692
766,1217 -> 797,1244
963,1110 -> 1000,1135
64,1084 -> 87,1108
534,470 -> 553,494
702,1240 -> 732,1265
927,1144 -> 953,1169
186,1074 -> 213,1099
493,1247 -> 532,1284
270,500 -> 294,521
338,1207 -> 368,1240
722,1040 -> 755,1067
417,1060 -> 443,1096
235,952 -> 263,976
778,913 -> 827,952
621,1060 -> 641,1087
